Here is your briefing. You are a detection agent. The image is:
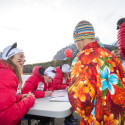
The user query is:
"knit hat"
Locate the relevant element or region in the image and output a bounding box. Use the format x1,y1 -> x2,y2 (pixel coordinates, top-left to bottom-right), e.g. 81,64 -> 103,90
1,42 -> 23,60
73,20 -> 95,42
62,64 -> 71,73
44,67 -> 56,79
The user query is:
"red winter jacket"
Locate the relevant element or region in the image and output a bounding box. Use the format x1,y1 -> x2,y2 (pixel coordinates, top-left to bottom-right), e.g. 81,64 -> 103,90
21,66 -> 53,98
118,22 -> 125,60
0,60 -> 35,125
53,66 -> 71,90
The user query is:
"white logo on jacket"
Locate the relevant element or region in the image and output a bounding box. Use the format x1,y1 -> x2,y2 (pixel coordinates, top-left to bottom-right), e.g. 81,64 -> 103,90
62,78 -> 66,84
37,82 -> 44,91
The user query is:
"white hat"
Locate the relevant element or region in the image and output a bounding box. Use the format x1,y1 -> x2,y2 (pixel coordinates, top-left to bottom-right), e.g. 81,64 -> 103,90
1,43 -> 23,60
44,67 -> 56,79
62,64 -> 71,73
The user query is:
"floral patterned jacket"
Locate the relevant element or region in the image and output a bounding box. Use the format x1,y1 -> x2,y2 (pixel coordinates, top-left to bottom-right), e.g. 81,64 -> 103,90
68,41 -> 125,125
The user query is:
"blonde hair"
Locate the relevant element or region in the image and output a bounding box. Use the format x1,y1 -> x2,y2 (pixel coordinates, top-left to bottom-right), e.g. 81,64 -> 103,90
1,56 -> 23,87
63,72 -> 70,80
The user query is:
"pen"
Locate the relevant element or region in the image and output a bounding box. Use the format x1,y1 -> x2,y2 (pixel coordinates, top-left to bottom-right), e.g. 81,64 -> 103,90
31,90 -> 34,93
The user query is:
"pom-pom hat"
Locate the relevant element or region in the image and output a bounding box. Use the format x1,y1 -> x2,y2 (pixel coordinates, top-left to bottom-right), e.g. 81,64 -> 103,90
62,64 -> 71,73
73,20 -> 95,42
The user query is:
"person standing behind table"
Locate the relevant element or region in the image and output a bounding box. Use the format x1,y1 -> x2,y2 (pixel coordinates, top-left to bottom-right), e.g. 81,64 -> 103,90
21,66 -> 56,98
111,49 -> 125,70
53,64 -> 71,90
68,20 -> 125,125
0,43 -> 35,125
117,17 -> 125,60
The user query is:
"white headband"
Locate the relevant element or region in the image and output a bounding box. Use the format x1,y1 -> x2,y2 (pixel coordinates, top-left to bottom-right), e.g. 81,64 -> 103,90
1,43 -> 23,60
44,67 -> 56,79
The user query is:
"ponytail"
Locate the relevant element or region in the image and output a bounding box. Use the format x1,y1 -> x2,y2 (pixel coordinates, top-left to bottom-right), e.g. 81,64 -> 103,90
38,67 -> 45,76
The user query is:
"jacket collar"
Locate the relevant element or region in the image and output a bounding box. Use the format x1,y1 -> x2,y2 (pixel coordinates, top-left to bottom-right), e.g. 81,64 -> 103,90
76,41 -> 103,57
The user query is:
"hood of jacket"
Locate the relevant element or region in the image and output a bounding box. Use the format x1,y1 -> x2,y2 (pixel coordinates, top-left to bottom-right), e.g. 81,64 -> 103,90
32,66 -> 44,80
55,66 -> 63,78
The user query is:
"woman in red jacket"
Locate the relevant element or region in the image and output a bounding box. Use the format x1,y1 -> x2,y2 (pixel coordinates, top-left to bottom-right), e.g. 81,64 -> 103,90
0,43 -> 35,125
21,66 -> 56,98
53,64 -> 71,90
21,66 -> 56,125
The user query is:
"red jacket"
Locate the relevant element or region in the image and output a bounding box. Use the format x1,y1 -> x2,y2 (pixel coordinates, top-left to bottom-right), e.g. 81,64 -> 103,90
0,60 -> 35,125
21,66 -> 53,98
118,22 -> 125,60
53,66 -> 71,90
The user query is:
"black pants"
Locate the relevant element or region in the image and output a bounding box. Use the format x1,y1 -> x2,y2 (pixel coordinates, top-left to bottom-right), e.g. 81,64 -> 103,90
24,115 -> 53,125
38,117 -> 52,125
64,114 -> 77,125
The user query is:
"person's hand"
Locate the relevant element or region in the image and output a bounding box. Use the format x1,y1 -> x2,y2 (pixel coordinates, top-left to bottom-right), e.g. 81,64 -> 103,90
45,91 -> 53,97
27,92 -> 35,98
21,94 -> 28,100
21,92 -> 35,100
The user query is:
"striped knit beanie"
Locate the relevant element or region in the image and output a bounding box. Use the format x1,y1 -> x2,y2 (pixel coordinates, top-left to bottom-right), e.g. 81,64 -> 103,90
73,20 -> 95,42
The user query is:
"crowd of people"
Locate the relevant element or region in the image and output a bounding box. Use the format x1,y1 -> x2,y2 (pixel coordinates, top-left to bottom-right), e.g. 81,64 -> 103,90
0,17 -> 125,125
0,42 -> 76,125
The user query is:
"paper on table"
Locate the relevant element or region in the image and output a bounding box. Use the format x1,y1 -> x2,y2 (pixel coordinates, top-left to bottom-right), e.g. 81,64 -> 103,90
51,90 -> 67,97
50,90 -> 69,102
50,94 -> 69,102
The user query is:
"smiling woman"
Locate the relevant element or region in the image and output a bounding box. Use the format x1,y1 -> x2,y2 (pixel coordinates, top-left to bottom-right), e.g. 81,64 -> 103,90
11,52 -> 26,73
0,43 -> 35,125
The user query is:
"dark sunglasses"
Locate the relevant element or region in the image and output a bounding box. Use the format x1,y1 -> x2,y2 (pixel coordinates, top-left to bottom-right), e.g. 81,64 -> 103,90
6,42 -> 17,57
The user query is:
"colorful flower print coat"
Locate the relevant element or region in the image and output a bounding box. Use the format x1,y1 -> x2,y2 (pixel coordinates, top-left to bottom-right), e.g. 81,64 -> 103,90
68,41 -> 125,125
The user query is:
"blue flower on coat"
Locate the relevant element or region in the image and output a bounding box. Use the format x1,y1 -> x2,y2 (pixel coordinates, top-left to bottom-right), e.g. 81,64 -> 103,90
99,66 -> 118,95
91,99 -> 96,116
72,57 -> 78,66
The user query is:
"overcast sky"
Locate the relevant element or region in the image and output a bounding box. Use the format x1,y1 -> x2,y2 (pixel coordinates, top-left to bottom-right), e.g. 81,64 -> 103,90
0,0 -> 125,64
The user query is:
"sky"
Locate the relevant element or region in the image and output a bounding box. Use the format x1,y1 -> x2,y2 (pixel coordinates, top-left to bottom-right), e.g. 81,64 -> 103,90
0,0 -> 125,64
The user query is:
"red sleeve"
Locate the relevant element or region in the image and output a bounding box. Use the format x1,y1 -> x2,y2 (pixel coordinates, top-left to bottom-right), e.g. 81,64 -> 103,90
13,95 -> 35,124
21,76 -> 36,94
0,71 -> 35,125
53,77 -> 68,90
47,82 -> 54,91
21,76 -> 45,98
33,91 -> 45,98
16,94 -> 22,102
